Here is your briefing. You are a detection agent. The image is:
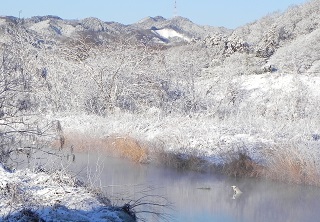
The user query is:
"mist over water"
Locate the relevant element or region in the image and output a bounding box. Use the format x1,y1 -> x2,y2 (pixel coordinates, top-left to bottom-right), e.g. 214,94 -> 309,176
65,151 -> 320,222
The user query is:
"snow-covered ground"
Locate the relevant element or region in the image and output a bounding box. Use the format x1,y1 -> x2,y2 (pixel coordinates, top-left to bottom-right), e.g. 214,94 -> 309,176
0,164 -> 135,222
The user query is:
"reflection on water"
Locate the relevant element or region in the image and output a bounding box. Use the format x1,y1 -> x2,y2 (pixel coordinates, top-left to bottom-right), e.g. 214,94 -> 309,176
19,150 -> 320,222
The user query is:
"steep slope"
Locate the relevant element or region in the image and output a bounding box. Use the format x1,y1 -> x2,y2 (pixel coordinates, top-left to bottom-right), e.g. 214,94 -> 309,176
203,0 -> 320,76
267,27 -> 320,74
232,0 -> 320,57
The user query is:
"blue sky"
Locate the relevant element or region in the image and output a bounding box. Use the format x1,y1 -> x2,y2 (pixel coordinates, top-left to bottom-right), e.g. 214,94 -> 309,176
0,0 -> 308,28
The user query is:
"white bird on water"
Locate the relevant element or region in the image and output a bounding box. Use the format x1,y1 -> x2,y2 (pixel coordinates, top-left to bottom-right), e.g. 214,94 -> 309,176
231,185 -> 242,199
231,185 -> 242,194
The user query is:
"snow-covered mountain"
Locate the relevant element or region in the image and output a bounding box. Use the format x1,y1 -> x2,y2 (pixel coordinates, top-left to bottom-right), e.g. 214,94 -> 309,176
0,14 -> 231,45
133,15 -> 230,40
0,0 -> 318,49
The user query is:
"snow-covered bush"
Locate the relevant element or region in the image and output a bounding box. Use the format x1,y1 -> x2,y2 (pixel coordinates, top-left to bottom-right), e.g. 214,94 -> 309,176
256,25 -> 280,58
203,33 -> 250,56
225,34 -> 250,55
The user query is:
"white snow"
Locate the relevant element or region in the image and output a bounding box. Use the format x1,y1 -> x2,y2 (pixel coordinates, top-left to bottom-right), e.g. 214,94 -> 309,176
240,74 -> 296,91
0,164 -> 132,221
152,28 -> 191,42
240,73 -> 320,98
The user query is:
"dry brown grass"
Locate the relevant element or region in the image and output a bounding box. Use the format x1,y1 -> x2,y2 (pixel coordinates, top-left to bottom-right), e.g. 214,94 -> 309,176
51,132 -> 148,163
221,147 -> 320,186
264,145 -> 320,186
104,135 -> 149,163
53,132 -> 213,172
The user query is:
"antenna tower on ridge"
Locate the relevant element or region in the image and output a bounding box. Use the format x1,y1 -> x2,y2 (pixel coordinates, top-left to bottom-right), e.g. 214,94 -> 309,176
173,0 -> 178,17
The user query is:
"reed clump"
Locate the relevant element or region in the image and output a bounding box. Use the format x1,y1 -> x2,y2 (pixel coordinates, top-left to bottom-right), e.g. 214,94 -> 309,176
52,132 -> 149,163
105,135 -> 149,164
222,152 -> 265,178
220,146 -> 320,186
264,145 -> 320,186
152,146 -> 209,172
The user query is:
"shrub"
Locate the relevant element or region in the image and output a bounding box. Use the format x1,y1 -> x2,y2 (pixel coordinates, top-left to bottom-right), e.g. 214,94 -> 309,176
222,152 -> 265,178
152,146 -> 210,172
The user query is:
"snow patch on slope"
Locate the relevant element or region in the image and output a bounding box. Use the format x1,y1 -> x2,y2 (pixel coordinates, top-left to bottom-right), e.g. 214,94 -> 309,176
152,28 -> 191,42
241,74 -> 297,92
241,73 -> 320,97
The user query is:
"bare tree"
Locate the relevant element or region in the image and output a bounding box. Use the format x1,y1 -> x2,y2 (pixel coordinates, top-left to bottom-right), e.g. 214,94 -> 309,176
0,21 -> 58,167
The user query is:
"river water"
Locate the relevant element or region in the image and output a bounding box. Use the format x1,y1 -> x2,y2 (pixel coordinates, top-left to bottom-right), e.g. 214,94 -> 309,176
62,151 -> 320,222
12,148 -> 320,222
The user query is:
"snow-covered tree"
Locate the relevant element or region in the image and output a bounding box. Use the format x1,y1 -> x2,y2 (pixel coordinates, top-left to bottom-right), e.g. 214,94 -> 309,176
0,21 -> 58,165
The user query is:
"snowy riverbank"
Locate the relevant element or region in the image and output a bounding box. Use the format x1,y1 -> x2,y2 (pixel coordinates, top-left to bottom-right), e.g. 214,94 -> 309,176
0,164 -> 135,222
51,108 -> 320,186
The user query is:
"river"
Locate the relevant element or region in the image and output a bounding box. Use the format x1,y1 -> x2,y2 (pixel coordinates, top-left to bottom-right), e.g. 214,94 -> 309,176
61,150 -> 320,222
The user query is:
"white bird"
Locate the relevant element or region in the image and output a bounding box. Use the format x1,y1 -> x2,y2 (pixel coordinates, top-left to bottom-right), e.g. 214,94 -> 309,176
231,185 -> 242,194
231,185 -> 242,199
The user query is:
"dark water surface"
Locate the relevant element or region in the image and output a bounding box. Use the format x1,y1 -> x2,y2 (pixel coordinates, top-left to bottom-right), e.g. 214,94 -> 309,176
65,151 -> 320,222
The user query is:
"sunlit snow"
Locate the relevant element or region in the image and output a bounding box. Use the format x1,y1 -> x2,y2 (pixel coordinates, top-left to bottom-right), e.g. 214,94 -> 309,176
152,28 -> 191,42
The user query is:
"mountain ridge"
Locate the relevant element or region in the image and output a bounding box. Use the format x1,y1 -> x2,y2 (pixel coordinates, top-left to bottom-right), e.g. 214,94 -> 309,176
0,14 -> 230,45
